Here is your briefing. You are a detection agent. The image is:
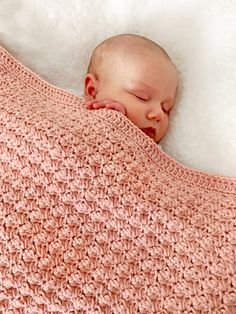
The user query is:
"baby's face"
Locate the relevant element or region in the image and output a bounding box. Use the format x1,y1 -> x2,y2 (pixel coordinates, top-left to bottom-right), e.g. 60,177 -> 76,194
88,49 -> 177,142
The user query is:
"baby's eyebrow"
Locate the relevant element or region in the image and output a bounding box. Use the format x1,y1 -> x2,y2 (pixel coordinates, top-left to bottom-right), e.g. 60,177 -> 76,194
135,82 -> 151,90
129,81 -> 153,93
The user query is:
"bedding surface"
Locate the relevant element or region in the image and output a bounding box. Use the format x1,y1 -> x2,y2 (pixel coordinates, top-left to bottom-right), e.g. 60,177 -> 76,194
0,46 -> 236,313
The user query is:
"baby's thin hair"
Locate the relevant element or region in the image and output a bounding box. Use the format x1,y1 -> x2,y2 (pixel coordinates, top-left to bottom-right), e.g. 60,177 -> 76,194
87,33 -> 171,75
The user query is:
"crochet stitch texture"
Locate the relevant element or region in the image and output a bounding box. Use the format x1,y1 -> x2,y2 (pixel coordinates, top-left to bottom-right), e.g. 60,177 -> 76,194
0,45 -> 236,313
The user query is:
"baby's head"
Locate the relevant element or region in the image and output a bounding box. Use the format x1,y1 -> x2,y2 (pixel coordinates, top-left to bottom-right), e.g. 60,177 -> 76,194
84,34 -> 177,142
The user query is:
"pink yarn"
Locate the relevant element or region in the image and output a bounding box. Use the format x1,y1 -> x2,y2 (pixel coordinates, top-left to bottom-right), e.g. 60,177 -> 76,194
0,45 -> 236,313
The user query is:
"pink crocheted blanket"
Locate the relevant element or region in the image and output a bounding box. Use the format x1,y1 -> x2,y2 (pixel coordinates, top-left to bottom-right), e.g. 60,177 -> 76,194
0,45 -> 236,313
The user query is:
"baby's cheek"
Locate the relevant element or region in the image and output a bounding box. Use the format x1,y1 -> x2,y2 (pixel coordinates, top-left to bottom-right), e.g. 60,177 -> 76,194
124,104 -> 144,126
125,112 -> 142,128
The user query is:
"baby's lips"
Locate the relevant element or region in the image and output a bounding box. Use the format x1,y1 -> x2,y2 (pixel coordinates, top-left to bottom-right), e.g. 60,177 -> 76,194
141,127 -> 155,133
141,127 -> 155,137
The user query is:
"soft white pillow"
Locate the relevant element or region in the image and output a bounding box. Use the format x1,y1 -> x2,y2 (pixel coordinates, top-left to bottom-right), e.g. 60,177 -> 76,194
0,0 -> 235,176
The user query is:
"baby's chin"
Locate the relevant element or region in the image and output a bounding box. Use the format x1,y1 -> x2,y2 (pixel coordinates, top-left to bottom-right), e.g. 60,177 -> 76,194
154,128 -> 167,142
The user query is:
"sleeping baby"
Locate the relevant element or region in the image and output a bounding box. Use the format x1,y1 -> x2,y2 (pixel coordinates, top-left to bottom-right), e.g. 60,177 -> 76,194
84,33 -> 177,142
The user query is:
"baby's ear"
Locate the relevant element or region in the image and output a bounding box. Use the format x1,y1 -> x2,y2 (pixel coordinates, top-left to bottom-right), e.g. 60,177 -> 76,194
84,73 -> 99,100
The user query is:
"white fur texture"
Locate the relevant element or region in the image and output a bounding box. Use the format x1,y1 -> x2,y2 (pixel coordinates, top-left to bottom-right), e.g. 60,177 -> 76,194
0,0 -> 235,176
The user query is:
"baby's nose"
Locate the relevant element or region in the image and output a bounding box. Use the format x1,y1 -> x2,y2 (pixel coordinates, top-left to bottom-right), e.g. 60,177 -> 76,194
146,104 -> 165,121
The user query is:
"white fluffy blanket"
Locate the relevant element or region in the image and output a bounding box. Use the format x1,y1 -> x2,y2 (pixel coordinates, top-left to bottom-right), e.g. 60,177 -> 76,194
0,0 -> 235,177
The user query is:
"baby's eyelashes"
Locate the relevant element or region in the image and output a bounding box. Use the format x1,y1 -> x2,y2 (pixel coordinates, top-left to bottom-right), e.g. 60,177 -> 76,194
134,94 -> 150,102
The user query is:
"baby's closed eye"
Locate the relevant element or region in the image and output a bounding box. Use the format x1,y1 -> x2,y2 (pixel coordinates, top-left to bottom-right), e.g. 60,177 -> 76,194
133,94 -> 150,102
161,101 -> 173,114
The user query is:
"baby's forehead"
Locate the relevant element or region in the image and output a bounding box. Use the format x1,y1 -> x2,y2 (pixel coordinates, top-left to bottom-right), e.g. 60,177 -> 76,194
88,35 -> 173,76
101,40 -> 161,60
99,45 -> 162,71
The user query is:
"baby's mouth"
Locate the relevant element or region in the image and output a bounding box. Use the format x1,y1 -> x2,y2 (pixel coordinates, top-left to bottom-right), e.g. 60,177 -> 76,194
141,127 -> 156,138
